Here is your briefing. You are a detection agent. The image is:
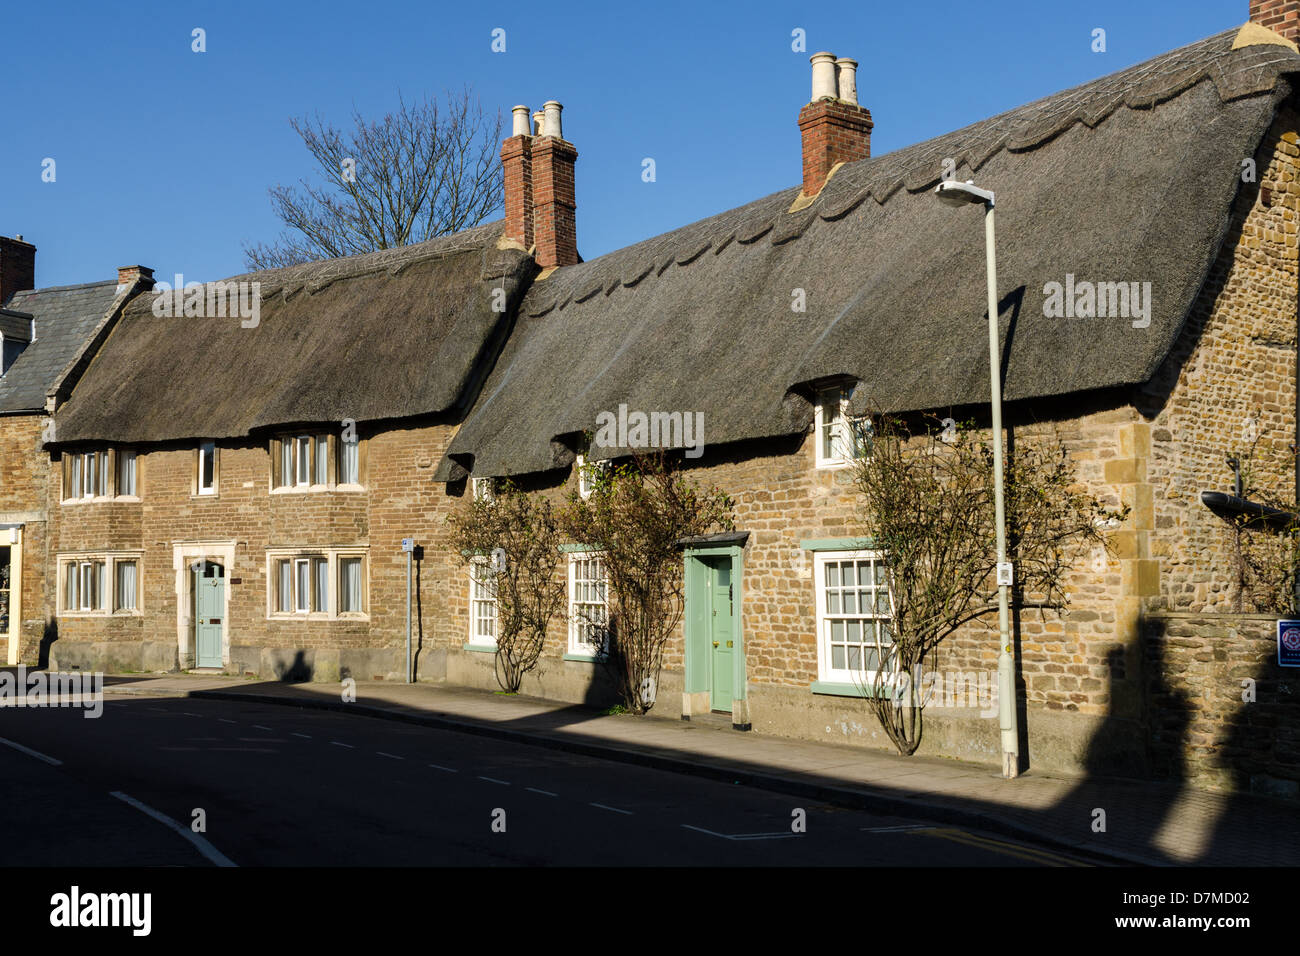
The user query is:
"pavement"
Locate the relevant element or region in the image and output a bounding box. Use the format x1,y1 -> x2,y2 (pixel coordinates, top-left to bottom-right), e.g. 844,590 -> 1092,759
89,671 -> 1299,867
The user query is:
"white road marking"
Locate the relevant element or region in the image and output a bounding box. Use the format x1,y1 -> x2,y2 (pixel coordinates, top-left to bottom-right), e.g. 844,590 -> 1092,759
252,725 -> 273,731
291,733 -> 311,739
218,718 -> 236,724
478,775 -> 510,786
182,712 -> 204,717
330,741 -> 354,749
110,791 -> 236,867
860,824 -> 935,833
0,736 -> 62,766
376,752 -> 403,760
428,763 -> 458,773
681,824 -> 797,841
590,802 -> 633,815
526,787 -> 557,797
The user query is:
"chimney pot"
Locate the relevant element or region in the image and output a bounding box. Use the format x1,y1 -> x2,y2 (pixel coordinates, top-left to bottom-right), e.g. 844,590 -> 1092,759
835,57 -> 859,105
810,52 -> 838,101
533,111 -> 544,136
798,53 -> 873,197
542,100 -> 564,139
511,105 -> 531,137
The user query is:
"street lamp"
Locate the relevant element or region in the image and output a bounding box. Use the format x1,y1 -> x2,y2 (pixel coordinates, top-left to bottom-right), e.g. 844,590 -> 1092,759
934,178 -> 1019,779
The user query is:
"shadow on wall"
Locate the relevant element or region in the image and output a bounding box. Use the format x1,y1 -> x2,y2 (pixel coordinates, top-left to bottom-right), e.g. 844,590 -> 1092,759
37,617 -> 57,669
275,650 -> 313,684
581,613 -> 632,713
411,545 -> 425,680
1207,630 -> 1300,858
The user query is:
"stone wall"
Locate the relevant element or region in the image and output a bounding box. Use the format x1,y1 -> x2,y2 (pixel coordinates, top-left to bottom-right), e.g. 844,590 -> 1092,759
0,413 -> 50,662
1142,612 -> 1299,798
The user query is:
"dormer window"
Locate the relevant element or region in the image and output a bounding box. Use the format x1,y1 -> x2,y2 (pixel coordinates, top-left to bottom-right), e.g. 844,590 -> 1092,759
576,454 -> 608,499
814,385 -> 870,469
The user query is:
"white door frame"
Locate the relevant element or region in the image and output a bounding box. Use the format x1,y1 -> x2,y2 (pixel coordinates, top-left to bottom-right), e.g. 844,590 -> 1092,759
173,540 -> 236,669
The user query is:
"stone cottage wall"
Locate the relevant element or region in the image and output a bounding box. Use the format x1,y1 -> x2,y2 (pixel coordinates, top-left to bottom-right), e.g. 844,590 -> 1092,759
0,413 -> 51,662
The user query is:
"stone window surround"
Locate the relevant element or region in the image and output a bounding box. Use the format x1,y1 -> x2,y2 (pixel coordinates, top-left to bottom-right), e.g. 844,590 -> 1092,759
264,547 -> 369,621
57,549 -> 145,617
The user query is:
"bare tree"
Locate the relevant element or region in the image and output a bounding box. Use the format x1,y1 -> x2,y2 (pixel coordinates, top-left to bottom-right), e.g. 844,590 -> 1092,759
244,89 -> 504,270
852,413 -> 1127,756
448,482 -> 566,694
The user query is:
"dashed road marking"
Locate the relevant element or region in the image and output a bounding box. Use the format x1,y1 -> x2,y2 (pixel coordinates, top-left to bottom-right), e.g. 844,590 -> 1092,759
860,824 -> 936,833
377,752 -> 403,760
182,712 -> 203,717
218,719 -> 236,724
681,824 -> 796,841
478,775 -> 510,786
291,733 -> 311,739
0,736 -> 62,766
252,725 -> 273,731
526,787 -> 557,797
330,741 -> 354,749
429,763 -> 458,773
590,802 -> 633,815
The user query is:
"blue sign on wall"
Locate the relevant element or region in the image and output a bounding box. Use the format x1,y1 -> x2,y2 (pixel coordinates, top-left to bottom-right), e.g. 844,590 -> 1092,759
1278,620 -> 1300,668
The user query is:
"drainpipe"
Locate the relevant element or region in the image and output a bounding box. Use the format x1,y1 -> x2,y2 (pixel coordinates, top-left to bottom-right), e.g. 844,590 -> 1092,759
1293,279 -> 1299,613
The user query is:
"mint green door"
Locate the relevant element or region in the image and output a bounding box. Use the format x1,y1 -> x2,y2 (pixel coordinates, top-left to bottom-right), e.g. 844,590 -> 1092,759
195,562 -> 224,668
708,557 -> 733,712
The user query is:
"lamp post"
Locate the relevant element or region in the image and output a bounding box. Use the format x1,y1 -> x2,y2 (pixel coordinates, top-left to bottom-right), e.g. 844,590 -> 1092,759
934,178 -> 1019,779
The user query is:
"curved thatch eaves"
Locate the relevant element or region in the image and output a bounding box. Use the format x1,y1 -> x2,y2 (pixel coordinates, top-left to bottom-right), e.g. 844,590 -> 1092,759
54,221 -> 533,444
439,28 -> 1300,480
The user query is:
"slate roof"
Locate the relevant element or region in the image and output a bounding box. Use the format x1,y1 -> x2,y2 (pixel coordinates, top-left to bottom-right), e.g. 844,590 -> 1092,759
54,221 -> 535,444
436,26 -> 1300,479
0,281 -> 121,414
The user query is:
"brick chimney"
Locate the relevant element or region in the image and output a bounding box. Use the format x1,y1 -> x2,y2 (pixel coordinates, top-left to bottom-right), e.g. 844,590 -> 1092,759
0,235 -> 36,306
1251,0 -> 1300,43
501,105 -> 534,249
116,264 -> 155,292
531,101 -> 579,269
798,52 -> 873,198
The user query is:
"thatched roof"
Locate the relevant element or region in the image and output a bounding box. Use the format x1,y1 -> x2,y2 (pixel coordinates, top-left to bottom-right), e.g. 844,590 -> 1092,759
0,281 -> 121,414
55,222 -> 533,443
439,27 -> 1300,479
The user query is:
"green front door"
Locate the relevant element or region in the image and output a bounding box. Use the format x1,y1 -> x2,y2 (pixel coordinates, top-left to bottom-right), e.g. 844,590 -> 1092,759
707,557 -> 733,712
194,562 -> 224,668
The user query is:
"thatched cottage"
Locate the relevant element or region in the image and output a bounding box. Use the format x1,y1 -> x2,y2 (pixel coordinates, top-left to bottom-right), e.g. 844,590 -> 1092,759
12,3 -> 1300,792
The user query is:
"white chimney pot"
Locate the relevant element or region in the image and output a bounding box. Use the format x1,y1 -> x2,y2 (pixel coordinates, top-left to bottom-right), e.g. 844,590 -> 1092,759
810,52 -> 838,101
835,57 -> 858,105
533,111 -> 544,135
542,100 -> 564,138
511,105 -> 531,137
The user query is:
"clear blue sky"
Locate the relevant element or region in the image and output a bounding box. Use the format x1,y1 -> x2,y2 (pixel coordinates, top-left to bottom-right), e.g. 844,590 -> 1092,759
2,0 -> 1246,287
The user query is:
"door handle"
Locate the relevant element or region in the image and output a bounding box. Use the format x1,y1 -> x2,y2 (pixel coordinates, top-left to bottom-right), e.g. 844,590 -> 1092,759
726,640 -> 733,648
712,641 -> 719,648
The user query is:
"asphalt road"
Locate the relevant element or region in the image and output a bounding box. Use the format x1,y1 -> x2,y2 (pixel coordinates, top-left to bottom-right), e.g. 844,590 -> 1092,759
0,694 -> 1090,866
